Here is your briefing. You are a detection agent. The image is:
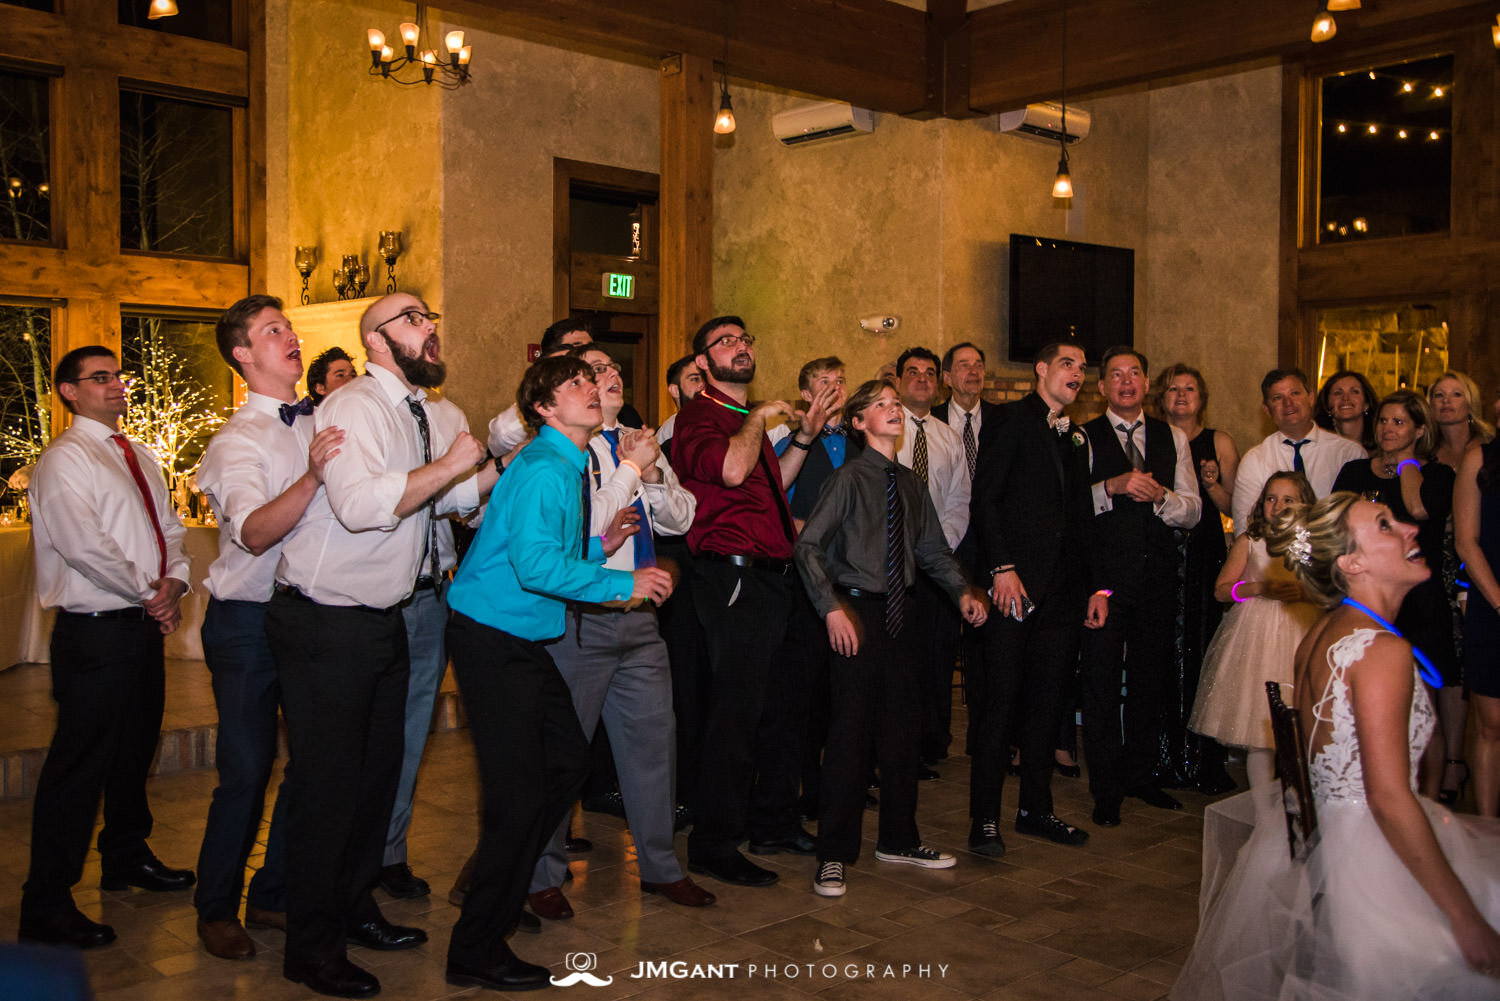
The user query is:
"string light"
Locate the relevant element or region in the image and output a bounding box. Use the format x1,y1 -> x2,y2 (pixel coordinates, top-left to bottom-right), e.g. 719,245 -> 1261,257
1325,120 -> 1448,141
1432,86 -> 1444,98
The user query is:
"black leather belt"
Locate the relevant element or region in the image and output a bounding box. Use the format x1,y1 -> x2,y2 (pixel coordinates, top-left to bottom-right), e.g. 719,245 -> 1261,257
61,607 -> 150,621
836,585 -> 886,600
697,551 -> 793,575
273,582 -> 401,615
414,576 -> 438,591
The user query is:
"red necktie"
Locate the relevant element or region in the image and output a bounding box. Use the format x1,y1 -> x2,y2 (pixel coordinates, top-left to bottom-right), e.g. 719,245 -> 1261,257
111,433 -> 168,579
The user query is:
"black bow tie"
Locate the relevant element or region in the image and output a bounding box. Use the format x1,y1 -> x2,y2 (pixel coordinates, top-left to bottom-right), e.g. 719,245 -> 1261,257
820,424 -> 846,439
279,396 -> 316,426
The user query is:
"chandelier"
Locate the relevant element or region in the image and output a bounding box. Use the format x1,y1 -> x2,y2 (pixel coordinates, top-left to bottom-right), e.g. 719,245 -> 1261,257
366,4 -> 472,89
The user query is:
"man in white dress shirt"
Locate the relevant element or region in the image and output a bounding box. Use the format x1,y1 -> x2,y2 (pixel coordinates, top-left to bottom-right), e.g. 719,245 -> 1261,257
192,295 -> 344,960
265,292 -> 494,999
525,345 -> 715,919
20,345 -> 193,950
1080,347 -> 1202,827
894,346 -> 970,782
1231,368 -> 1367,534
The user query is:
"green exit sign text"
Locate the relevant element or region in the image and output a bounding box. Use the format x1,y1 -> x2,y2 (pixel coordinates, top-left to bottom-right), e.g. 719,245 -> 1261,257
602,272 -> 635,300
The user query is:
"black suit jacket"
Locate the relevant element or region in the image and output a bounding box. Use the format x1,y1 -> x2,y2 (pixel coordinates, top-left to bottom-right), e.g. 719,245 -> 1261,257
969,393 -> 1094,602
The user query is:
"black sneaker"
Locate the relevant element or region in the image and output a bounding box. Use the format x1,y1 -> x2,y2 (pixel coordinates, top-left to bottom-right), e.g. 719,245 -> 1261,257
967,818 -> 1006,857
1014,810 -> 1090,846
874,845 -> 955,869
812,860 -> 846,897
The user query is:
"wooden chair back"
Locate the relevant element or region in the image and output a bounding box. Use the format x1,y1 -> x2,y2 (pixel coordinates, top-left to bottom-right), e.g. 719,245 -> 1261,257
1266,680 -> 1320,861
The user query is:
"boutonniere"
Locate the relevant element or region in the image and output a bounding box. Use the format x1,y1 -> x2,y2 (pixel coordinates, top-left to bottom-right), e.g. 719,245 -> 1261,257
1070,430 -> 1086,447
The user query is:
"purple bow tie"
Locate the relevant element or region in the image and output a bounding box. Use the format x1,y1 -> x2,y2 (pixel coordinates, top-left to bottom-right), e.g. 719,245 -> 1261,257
279,396 -> 316,426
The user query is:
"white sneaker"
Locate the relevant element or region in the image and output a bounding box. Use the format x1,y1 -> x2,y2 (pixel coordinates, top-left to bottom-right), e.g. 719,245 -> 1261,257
874,845 -> 956,869
813,860 -> 846,897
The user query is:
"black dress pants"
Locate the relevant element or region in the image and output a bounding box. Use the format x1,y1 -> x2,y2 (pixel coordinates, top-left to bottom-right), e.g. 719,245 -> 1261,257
1079,588 -> 1175,807
22,612 -> 164,917
686,559 -> 796,861
818,595 -> 921,862
266,590 -> 408,971
446,613 -> 589,968
970,584 -> 1082,819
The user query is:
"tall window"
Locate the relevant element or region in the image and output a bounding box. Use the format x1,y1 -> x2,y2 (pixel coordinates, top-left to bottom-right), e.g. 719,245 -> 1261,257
1318,54 -> 1452,243
120,90 -> 233,257
0,69 -> 51,244
1315,301 -> 1448,396
0,302 -> 51,484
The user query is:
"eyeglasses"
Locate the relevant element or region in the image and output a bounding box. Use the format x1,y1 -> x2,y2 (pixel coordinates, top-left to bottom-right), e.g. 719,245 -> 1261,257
589,360 -> 622,376
707,331 -> 755,350
374,309 -> 440,332
62,370 -> 134,386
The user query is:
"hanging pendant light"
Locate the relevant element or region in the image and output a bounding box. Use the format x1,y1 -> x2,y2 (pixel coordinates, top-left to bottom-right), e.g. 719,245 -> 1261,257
713,30 -> 736,135
1310,1 -> 1337,42
147,0 -> 179,18
1325,0 -> 1360,10
1051,0 -> 1073,201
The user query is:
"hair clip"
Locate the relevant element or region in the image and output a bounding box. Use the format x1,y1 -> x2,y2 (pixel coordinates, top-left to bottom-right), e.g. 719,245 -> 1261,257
1288,525 -> 1314,567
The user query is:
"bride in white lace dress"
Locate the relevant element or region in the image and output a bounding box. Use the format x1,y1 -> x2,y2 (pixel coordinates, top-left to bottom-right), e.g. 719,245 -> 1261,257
1173,493 -> 1500,1001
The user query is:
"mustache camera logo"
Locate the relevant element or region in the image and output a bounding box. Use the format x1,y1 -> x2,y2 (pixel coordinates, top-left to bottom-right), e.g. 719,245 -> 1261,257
551,951 -> 614,987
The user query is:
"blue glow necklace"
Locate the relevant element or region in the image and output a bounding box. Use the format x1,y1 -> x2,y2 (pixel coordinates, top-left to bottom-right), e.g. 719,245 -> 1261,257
1341,596 -> 1442,687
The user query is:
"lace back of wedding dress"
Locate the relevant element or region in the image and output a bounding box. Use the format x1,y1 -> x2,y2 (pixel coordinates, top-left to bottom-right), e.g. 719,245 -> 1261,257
1306,627 -> 1435,803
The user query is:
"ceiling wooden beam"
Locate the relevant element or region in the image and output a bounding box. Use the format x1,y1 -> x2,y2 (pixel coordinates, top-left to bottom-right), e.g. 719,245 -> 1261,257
441,0 -> 928,113
967,0 -> 1497,113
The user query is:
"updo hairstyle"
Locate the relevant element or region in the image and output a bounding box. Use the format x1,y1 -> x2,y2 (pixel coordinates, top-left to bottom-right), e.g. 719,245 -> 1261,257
1263,491 -> 1363,608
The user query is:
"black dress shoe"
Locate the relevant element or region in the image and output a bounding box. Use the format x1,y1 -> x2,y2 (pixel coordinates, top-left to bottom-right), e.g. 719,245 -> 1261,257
1054,759 -> 1082,779
688,851 -> 779,887
101,857 -> 195,892
916,765 -> 941,781
347,916 -> 428,951
581,790 -> 627,818
18,906 -> 116,949
285,956 -> 380,998
1128,786 -> 1183,811
747,827 -> 816,856
377,862 -> 430,899
1014,810 -> 1090,845
1091,800 -> 1122,827
446,949 -> 550,992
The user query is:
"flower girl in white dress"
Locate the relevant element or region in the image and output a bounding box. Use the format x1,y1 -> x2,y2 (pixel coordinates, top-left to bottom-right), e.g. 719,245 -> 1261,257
1173,493 -> 1500,1001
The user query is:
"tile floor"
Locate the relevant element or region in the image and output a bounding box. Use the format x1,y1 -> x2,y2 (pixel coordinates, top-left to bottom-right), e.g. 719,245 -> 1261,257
0,662 -> 1229,1000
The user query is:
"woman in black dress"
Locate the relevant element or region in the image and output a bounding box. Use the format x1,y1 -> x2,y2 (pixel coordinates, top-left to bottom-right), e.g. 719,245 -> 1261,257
1456,426 -> 1500,818
1332,389 -> 1457,798
1153,364 -> 1238,793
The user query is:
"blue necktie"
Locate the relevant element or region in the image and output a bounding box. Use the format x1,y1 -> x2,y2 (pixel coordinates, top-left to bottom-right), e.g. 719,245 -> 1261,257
601,429 -> 655,569
279,396 -> 315,426
1284,437 -> 1309,473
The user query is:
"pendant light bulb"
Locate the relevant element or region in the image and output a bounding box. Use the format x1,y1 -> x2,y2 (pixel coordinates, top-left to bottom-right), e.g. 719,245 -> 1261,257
1325,0 -> 1359,9
1051,154 -> 1074,199
714,90 -> 737,135
1310,10 -> 1337,42
147,0 -> 178,18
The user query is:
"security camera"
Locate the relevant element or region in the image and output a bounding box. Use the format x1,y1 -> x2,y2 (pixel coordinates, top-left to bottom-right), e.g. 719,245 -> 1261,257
859,315 -> 900,333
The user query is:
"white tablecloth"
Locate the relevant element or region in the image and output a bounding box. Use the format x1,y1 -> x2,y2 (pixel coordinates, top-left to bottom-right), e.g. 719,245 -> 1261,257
2,524 -> 219,667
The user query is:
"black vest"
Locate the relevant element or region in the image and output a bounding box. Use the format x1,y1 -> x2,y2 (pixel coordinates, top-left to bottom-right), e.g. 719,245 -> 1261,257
787,433 -> 861,520
1084,414 -> 1179,600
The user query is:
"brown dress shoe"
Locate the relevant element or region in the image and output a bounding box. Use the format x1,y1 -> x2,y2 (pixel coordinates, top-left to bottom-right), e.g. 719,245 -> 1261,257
641,877 -> 717,908
244,905 -> 287,932
526,886 -> 573,920
198,917 -> 255,960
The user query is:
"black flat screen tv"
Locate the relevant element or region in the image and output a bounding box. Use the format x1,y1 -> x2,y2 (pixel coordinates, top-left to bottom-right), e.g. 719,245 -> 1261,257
1007,234 -> 1134,365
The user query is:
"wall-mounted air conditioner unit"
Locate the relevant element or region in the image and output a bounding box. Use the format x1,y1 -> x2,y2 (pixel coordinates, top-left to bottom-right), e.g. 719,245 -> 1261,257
995,102 -> 1090,145
773,101 -> 876,147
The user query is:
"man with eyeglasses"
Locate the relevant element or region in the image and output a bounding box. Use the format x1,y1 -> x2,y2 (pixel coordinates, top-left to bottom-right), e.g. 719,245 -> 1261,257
266,292 -> 497,999
670,315 -> 841,887
21,346 -> 194,950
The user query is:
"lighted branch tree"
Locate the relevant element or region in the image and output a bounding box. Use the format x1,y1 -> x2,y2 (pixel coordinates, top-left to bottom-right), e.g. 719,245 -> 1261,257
121,319 -> 227,500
